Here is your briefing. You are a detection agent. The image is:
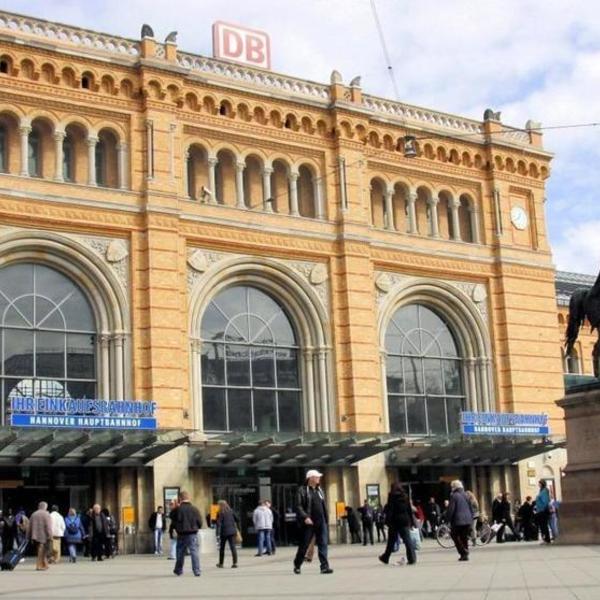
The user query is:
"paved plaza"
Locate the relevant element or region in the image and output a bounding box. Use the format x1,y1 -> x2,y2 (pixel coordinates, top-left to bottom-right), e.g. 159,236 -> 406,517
1,541 -> 599,599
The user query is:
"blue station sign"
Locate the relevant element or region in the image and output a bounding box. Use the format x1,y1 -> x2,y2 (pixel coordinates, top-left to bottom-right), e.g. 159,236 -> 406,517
460,411 -> 550,436
10,397 -> 157,431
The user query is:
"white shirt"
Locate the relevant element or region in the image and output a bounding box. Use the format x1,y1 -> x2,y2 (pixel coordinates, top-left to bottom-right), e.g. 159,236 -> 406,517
155,513 -> 163,530
50,511 -> 66,537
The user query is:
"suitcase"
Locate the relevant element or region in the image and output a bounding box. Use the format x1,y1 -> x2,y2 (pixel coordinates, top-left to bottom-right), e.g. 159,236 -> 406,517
0,540 -> 28,571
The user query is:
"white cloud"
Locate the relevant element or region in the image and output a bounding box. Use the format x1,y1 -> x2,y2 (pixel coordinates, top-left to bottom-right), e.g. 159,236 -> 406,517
552,221 -> 600,275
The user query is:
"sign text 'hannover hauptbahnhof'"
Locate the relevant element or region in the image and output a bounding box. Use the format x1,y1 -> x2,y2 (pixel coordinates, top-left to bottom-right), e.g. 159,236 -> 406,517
9,397 -> 158,430
460,411 -> 550,436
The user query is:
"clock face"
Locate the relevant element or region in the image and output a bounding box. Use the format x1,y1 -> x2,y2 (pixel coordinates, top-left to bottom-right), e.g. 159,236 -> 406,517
510,206 -> 528,230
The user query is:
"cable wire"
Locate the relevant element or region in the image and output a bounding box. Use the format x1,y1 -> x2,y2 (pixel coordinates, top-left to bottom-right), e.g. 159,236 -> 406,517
370,0 -> 401,101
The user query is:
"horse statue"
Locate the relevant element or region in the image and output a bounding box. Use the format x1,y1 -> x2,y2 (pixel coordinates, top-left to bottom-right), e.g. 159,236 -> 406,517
565,267 -> 600,378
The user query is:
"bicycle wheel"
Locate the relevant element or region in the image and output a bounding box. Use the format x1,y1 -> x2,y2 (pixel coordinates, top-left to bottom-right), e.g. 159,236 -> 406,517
436,524 -> 455,549
479,523 -> 493,545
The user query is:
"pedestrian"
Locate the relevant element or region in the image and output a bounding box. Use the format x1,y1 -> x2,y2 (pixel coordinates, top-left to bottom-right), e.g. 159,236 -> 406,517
496,493 -> 520,543
535,479 -> 552,544
102,508 -> 118,558
266,501 -> 278,555
64,508 -> 86,563
374,504 -> 386,542
425,497 -> 441,538
49,505 -> 65,564
171,490 -> 202,577
441,499 -> 450,523
358,500 -> 375,546
14,508 -> 29,549
27,501 -> 52,571
252,500 -> 273,556
88,504 -> 109,562
345,507 -> 361,544
465,491 -> 480,545
81,508 -> 92,557
2,508 -> 15,554
149,505 -> 167,556
293,469 -> 333,575
378,483 -> 417,566
549,497 -> 559,540
517,496 -> 536,541
167,499 -> 179,560
446,480 -> 474,562
215,500 -> 239,569
0,509 -> 5,556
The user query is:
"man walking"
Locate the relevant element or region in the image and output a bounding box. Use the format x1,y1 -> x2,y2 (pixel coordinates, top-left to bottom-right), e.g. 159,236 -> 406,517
171,491 -> 202,577
252,501 -> 273,556
446,480 -> 474,562
28,501 -> 52,571
358,500 -> 374,546
149,505 -> 166,555
89,504 -> 109,562
49,505 -> 65,564
293,469 -> 333,575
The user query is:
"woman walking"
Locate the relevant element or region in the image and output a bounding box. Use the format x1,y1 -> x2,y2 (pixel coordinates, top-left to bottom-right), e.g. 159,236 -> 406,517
535,479 -> 552,544
64,508 -> 86,563
215,500 -> 239,569
378,483 -> 416,566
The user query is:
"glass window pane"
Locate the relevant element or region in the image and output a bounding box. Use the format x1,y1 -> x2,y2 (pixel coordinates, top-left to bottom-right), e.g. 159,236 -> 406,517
4,296 -> 34,327
392,305 -> 419,335
276,348 -> 299,388
386,355 -> 403,393
254,389 -> 277,432
248,287 -> 281,323
201,343 -> 225,385
403,357 -> 423,394
269,312 -> 296,346
424,358 -> 443,394
226,344 -> 250,386
36,331 -> 65,378
406,396 -> 427,434
228,388 -> 252,431
36,297 -> 65,330
388,395 -> 406,434
421,331 -> 442,357
418,306 -> 446,336
437,329 -> 458,357
4,329 -> 33,376
446,397 -> 463,434
203,387 -> 227,431
278,390 -> 301,432
212,287 -> 247,322
225,314 -> 248,343
35,379 -> 67,397
427,396 -> 447,435
200,303 -> 228,341
59,293 -> 95,331
65,380 -> 96,399
402,330 -> 421,356
252,347 -> 275,387
0,264 -> 34,304
443,360 -> 463,395
67,333 -> 95,379
249,315 -> 273,345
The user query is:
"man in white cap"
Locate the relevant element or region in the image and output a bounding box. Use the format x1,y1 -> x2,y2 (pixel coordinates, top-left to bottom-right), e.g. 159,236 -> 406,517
293,469 -> 333,575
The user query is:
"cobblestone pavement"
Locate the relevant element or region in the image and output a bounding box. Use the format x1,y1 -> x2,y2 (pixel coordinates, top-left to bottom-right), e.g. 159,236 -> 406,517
1,540 -> 599,599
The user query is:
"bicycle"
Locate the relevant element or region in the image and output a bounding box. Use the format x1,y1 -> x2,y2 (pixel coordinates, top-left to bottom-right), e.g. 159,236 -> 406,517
435,518 -> 494,549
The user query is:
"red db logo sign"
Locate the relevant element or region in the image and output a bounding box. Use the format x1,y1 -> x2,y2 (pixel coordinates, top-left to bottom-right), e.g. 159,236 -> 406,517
212,22 -> 271,70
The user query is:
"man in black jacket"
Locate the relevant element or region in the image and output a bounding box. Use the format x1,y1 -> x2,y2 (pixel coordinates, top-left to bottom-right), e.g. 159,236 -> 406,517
148,506 -> 167,555
446,480 -> 474,562
171,491 -> 202,577
89,504 -> 109,562
293,469 -> 333,575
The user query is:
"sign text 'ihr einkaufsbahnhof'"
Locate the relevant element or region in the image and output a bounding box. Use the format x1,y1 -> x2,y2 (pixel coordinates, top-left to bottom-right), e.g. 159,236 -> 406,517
10,397 -> 157,430
460,411 -> 550,436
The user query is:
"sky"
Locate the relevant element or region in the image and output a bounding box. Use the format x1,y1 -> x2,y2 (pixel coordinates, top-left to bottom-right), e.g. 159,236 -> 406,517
2,0 -> 599,275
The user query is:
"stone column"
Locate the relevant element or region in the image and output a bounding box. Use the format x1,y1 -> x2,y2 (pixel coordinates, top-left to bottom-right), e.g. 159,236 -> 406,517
407,190 -> 418,233
87,136 -> 98,186
449,198 -> 461,240
427,196 -> 440,237
113,333 -> 125,401
384,188 -> 395,230
19,125 -> 31,177
99,334 -> 111,400
289,170 -> 299,216
235,160 -> 246,208
470,206 -> 481,243
262,166 -> 273,212
380,350 -> 390,433
478,358 -> 491,411
207,156 -> 218,204
145,119 -> 154,181
465,358 -> 478,411
53,130 -> 65,182
183,150 -> 191,198
315,178 -> 325,219
117,142 -> 128,190
304,349 -> 316,432
317,350 -> 329,431
191,340 -> 203,431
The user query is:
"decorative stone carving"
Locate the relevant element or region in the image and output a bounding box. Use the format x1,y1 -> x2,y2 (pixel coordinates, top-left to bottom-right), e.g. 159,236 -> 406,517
375,273 -> 392,293
105,240 -> 128,263
309,263 -> 328,285
186,248 -> 228,292
187,249 -> 208,273
472,285 -> 487,303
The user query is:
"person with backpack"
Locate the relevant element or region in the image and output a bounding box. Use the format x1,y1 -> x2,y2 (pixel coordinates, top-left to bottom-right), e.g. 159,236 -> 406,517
64,508 -> 86,563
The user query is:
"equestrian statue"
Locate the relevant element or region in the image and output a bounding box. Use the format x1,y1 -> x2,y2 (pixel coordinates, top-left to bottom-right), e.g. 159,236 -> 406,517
565,266 -> 600,378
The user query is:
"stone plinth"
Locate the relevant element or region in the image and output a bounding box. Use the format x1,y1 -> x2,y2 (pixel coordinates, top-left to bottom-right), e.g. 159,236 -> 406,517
556,381 -> 600,544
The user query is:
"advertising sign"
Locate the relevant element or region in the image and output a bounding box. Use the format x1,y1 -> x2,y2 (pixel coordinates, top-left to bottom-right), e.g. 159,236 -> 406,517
212,21 -> 271,69
460,411 -> 549,436
9,397 -> 157,430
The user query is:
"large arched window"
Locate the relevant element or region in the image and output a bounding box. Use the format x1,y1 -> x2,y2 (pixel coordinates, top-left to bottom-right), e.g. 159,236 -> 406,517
200,285 -> 302,433
0,263 -> 97,425
385,304 -> 464,436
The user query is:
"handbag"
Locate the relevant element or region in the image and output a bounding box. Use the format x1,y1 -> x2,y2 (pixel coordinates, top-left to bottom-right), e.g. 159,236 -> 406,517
409,527 -> 422,551
235,528 -> 243,545
491,522 -> 502,533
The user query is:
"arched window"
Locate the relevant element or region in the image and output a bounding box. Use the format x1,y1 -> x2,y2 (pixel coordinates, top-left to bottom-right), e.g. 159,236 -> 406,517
385,304 -> 465,435
564,349 -> 580,374
63,136 -> 74,182
0,263 -> 97,425
28,129 -> 41,177
200,285 -> 301,433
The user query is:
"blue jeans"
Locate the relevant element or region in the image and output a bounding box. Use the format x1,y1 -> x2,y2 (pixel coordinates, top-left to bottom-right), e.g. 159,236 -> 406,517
154,529 -> 163,554
257,529 -> 272,555
68,543 -> 78,559
174,533 -> 200,576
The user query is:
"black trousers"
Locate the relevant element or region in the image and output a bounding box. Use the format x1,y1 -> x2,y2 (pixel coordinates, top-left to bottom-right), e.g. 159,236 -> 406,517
91,534 -> 105,559
349,527 -> 361,544
219,534 -> 238,565
294,524 -> 328,570
362,521 -> 374,545
380,525 -> 416,564
496,518 -> 519,543
451,524 -> 471,558
536,511 -> 551,543
375,523 -> 386,542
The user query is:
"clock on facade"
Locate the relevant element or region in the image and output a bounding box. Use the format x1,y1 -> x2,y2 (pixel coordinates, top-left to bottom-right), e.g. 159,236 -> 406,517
510,206 -> 528,230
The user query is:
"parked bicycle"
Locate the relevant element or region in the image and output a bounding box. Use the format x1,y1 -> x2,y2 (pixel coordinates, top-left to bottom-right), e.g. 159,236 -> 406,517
436,518 -> 494,549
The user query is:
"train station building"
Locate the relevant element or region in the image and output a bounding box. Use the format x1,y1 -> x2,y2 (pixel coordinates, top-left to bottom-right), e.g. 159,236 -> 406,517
0,10 -> 591,550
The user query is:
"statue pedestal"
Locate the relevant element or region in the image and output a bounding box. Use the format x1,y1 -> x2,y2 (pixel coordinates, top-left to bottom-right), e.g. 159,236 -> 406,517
556,382 -> 600,544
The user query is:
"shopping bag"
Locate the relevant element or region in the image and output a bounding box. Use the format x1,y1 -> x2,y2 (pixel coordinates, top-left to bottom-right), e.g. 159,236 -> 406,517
409,527 -> 422,551
491,522 -> 502,533
235,528 -> 243,545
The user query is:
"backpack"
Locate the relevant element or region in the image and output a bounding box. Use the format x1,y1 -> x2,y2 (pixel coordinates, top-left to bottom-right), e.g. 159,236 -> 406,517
66,518 -> 79,535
